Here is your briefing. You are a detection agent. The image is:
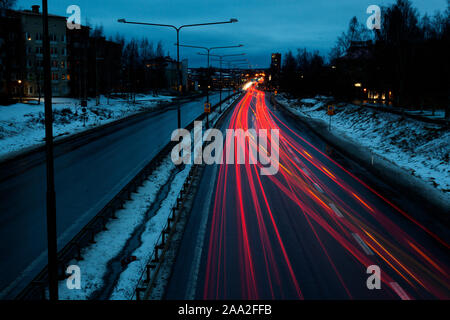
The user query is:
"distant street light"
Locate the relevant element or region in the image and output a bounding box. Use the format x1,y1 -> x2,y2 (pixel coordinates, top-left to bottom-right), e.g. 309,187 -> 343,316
118,18 -> 239,129
207,53 -> 246,111
17,80 -> 23,102
178,44 -> 243,121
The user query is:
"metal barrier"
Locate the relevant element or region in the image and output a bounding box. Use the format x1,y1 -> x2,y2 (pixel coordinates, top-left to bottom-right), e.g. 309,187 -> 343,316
15,92 -> 239,300
133,91 -> 241,300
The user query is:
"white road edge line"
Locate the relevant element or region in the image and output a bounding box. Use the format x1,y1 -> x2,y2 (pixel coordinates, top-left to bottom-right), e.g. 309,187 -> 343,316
389,282 -> 411,300
302,168 -> 310,177
329,203 -> 344,218
352,233 -> 374,255
185,158 -> 219,300
313,183 -> 324,193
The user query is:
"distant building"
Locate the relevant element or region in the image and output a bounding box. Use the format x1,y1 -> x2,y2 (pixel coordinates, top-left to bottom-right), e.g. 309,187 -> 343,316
270,53 -> 281,89
0,9 -> 23,102
67,27 -> 123,99
165,57 -> 188,91
19,5 -> 70,97
87,35 -> 122,97
66,25 -> 90,99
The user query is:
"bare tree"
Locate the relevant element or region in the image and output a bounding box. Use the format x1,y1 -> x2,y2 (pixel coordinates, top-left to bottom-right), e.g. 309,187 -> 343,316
0,0 -> 16,10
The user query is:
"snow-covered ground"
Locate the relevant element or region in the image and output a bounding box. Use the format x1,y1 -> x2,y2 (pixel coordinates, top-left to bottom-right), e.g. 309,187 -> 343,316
0,94 -> 173,158
57,93 -> 240,300
109,163 -> 191,300
57,156 -> 178,300
276,95 -> 450,193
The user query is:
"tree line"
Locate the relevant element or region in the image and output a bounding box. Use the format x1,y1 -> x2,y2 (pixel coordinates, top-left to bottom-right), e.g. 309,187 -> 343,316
279,0 -> 449,116
91,26 -> 169,101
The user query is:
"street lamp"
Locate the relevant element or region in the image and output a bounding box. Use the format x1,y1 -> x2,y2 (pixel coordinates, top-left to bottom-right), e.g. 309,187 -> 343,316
17,80 -> 22,103
207,53 -> 246,111
118,18 -> 239,129
177,44 -> 243,126
178,44 -> 243,103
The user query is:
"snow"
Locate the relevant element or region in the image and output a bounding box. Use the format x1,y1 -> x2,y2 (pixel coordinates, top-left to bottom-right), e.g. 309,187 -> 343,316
277,95 -> 450,193
57,93 -> 240,300
58,156 -> 175,300
0,94 -> 173,158
109,164 -> 191,300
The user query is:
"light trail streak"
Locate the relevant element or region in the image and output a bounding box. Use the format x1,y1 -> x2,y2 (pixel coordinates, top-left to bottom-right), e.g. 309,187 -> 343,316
202,89 -> 450,300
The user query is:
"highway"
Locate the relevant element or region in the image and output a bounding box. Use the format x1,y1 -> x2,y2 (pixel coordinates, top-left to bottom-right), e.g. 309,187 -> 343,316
166,89 -> 450,300
0,93 -> 223,298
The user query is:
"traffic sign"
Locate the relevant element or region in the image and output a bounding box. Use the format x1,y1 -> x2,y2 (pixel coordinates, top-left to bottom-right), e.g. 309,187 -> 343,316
327,105 -> 335,116
204,102 -> 211,114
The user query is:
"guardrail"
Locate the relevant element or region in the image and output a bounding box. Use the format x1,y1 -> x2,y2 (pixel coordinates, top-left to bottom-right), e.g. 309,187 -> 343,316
0,93 -> 214,182
15,92 -> 239,300
132,93 -> 239,300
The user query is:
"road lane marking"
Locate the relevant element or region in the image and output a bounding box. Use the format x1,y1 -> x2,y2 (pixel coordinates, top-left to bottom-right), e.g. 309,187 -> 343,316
301,168 -> 310,177
389,282 -> 411,300
185,163 -> 219,299
313,183 -> 324,193
352,233 -> 374,255
329,203 -> 344,218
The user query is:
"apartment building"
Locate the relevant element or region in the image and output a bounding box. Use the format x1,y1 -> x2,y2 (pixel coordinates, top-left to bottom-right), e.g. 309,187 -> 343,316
0,9 -> 23,102
20,5 -> 69,97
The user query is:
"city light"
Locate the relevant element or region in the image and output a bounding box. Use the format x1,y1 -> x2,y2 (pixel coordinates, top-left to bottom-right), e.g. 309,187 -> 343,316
242,81 -> 254,90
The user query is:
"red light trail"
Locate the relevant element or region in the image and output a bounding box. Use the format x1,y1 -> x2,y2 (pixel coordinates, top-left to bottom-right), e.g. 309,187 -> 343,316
202,89 -> 450,300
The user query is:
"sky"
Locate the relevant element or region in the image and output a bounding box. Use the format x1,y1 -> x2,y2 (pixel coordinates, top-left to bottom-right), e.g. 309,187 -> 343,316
15,0 -> 448,68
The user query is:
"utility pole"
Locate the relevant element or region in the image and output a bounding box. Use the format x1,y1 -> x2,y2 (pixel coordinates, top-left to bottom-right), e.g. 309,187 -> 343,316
177,44 -> 243,127
118,18 -> 239,129
42,0 -> 58,300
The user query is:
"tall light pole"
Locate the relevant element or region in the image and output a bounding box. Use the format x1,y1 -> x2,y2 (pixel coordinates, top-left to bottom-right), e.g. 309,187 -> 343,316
208,53 -> 246,111
223,62 -> 245,95
224,62 -> 235,96
17,80 -> 22,103
117,18 -> 239,129
42,0 -> 58,300
177,44 -> 243,127
178,44 -> 243,105
230,62 -> 251,90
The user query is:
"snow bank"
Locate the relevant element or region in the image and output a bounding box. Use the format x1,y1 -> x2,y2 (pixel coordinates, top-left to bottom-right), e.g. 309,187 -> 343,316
109,164 -> 191,300
58,157 -> 175,300
57,93 -> 240,300
0,95 -> 173,158
280,96 -> 449,193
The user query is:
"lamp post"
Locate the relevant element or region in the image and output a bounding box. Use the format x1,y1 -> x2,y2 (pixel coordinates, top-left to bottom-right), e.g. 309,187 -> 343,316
17,80 -> 22,103
178,45 -> 243,125
230,62 -> 251,90
225,62 -> 234,96
118,18 -> 238,129
208,53 -> 246,111
177,44 -> 242,127
42,0 -> 58,300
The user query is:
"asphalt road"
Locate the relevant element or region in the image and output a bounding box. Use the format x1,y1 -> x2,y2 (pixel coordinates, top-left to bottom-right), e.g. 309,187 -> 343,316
166,89 -> 450,300
0,92 -> 223,298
